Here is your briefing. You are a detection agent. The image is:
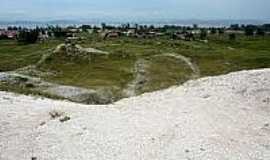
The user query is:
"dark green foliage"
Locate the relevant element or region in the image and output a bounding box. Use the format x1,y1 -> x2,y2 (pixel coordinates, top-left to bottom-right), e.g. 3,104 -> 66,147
17,29 -> 39,44
210,28 -> 217,34
101,23 -> 106,30
245,27 -> 255,36
262,24 -> 270,32
256,28 -> 265,36
81,25 -> 92,32
0,34 -> 8,40
229,33 -> 236,41
230,24 -> 240,30
218,28 -> 225,34
200,29 -> 207,40
49,26 -> 68,38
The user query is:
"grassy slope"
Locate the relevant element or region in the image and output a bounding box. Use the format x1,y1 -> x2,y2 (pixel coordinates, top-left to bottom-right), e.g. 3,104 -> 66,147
0,34 -> 270,99
0,39 -> 61,71
143,56 -> 193,93
39,35 -> 196,94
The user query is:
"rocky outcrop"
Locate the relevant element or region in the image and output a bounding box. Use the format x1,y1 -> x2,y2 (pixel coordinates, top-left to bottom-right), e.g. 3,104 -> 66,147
0,72 -> 113,104
54,43 -> 109,59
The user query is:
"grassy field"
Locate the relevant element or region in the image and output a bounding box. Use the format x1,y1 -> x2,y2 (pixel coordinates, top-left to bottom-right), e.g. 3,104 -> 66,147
0,39 -> 61,71
0,34 -> 270,100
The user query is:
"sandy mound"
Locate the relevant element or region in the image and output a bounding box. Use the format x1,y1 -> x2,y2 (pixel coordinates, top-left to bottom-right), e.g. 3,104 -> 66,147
0,69 -> 270,160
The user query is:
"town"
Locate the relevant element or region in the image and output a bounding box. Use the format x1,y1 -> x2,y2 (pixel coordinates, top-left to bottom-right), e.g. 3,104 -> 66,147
1,23 -> 270,43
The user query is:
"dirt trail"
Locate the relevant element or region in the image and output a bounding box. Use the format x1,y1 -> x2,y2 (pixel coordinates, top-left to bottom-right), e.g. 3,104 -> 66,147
123,59 -> 149,97
123,53 -> 200,97
155,53 -> 200,78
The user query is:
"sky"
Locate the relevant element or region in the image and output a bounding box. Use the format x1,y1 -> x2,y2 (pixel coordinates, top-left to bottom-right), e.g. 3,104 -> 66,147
0,0 -> 270,21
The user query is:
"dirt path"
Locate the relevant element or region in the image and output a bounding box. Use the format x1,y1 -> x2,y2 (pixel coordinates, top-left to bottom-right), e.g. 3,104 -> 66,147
122,59 -> 149,97
155,53 -> 200,78
123,53 -> 200,97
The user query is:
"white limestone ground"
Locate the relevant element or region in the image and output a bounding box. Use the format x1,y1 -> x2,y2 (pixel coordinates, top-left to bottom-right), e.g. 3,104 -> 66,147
0,69 -> 270,160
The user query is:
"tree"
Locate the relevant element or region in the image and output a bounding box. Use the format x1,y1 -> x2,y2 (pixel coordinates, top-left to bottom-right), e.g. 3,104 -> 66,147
262,24 -> 270,32
200,29 -> 207,40
101,23 -> 106,30
193,24 -> 198,29
0,34 -> 8,40
218,28 -> 225,35
149,25 -> 155,30
17,29 -> 39,44
210,28 -> 217,34
230,24 -> 240,30
256,28 -> 265,36
81,25 -> 92,32
52,26 -> 67,38
134,24 -> 139,33
245,27 -> 254,36
229,33 -> 236,41
244,25 -> 256,36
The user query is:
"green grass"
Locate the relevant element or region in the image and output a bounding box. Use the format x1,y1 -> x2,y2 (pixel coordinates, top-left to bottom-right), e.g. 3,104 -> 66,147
0,39 -> 61,71
40,52 -> 135,93
142,56 -> 193,93
1,34 -> 270,100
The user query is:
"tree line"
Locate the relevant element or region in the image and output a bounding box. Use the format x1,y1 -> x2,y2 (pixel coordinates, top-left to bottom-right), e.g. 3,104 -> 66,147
1,23 -> 269,44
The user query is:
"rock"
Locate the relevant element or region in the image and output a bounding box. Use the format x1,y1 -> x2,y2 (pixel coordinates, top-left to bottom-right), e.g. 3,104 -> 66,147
54,43 -> 109,60
49,110 -> 64,119
59,116 -> 71,123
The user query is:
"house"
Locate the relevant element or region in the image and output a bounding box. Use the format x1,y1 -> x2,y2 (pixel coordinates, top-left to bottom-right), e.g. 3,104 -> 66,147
0,29 -> 4,35
102,31 -> 121,40
191,30 -> 201,35
172,32 -> 195,41
225,30 -> 245,34
0,30 -> 17,39
38,31 -> 49,42
123,29 -> 137,37
65,36 -> 86,44
7,31 -> 17,39
66,28 -> 80,37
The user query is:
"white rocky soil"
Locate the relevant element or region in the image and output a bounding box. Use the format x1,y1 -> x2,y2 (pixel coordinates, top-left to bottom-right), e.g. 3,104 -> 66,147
1,69 -> 270,160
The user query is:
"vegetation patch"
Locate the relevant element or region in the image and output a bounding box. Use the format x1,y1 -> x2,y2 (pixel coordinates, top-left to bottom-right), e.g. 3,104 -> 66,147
1,32 -> 270,104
